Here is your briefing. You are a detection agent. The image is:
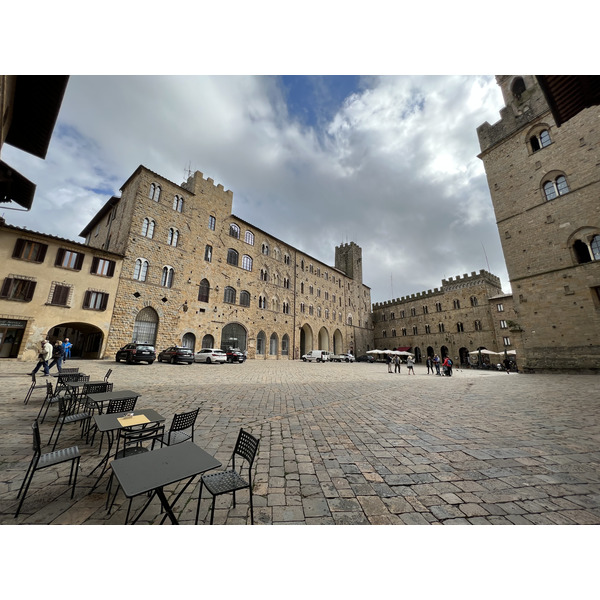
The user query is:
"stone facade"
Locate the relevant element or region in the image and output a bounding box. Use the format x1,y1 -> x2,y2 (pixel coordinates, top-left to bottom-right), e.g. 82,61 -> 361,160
477,76 -> 600,372
372,270 -> 520,365
80,166 -> 373,360
0,220 -> 123,360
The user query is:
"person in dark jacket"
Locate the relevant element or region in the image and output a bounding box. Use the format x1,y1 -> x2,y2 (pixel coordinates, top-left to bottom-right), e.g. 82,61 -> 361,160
47,340 -> 65,373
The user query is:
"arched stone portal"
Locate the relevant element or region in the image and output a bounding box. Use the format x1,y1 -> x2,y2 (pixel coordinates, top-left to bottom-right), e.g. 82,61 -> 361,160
333,329 -> 343,354
318,327 -> 330,351
182,332 -> 196,352
48,322 -> 105,359
133,307 -> 159,346
221,322 -> 247,352
300,324 -> 313,357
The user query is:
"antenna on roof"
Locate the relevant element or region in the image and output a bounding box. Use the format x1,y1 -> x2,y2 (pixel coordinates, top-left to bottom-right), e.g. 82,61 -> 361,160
185,162 -> 192,179
481,242 -> 491,272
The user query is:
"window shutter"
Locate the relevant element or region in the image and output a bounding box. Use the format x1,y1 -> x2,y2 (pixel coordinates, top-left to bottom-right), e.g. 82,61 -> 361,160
74,252 -> 84,271
100,293 -> 109,311
83,290 -> 91,309
12,239 -> 25,258
107,260 -> 115,277
24,281 -> 36,301
36,244 -> 48,263
0,278 -> 12,298
53,285 -> 70,306
91,256 -> 99,274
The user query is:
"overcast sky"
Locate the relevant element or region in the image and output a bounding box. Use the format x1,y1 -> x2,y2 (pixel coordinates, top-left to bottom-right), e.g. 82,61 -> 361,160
2,74 -> 510,304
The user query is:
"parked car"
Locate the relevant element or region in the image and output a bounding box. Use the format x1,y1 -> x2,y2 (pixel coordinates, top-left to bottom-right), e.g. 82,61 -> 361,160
115,343 -> 156,364
302,350 -> 332,362
226,348 -> 246,363
157,346 -> 194,364
331,353 -> 355,363
194,348 -> 227,364
356,354 -> 375,363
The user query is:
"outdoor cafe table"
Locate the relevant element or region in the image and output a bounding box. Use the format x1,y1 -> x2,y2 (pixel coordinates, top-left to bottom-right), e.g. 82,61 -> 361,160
86,389 -> 141,414
109,442 -> 222,524
89,408 -> 166,483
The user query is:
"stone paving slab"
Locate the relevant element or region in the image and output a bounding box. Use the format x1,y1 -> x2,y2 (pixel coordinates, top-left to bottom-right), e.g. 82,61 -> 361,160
1,358 -> 600,525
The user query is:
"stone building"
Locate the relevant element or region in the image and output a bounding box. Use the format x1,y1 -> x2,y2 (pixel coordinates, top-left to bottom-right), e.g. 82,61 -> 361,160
477,76 -> 600,372
0,219 -> 123,360
80,166 -> 373,360
372,269 -> 520,365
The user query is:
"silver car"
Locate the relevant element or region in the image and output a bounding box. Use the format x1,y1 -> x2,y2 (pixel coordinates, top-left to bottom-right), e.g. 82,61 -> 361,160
194,348 -> 227,364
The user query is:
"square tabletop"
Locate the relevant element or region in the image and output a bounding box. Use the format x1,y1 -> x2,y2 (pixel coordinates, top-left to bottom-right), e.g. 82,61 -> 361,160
93,408 -> 165,432
110,442 -> 222,498
65,380 -> 105,389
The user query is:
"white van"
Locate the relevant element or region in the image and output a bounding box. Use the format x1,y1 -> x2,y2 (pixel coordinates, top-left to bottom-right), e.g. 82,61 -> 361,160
302,350 -> 332,363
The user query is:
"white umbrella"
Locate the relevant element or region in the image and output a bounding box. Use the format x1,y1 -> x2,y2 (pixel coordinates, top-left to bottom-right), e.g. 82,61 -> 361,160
469,349 -> 501,355
366,349 -> 381,354
506,350 -> 517,355
396,351 -> 413,356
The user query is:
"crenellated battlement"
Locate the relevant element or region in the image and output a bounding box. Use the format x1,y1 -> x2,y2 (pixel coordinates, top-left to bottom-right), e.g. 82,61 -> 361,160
442,269 -> 501,289
181,170 -> 233,199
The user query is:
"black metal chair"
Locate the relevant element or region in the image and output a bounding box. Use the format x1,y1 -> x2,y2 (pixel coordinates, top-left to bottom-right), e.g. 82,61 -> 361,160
89,396 -> 138,448
15,420 -> 80,518
23,374 -> 39,405
104,368 -> 112,382
196,428 -> 260,525
106,421 -> 166,518
48,395 -> 92,451
36,380 -> 59,423
155,408 -> 199,447
60,367 -> 79,375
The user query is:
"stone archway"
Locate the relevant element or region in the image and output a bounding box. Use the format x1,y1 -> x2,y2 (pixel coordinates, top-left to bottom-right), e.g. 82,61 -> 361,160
182,332 -> 196,352
48,321 -> 105,359
133,306 -> 159,346
221,322 -> 247,352
300,324 -> 313,357
333,329 -> 343,354
318,327 -> 330,351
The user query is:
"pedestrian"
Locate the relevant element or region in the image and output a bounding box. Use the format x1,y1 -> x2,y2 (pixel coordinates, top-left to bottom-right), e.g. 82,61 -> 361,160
503,357 -> 511,374
406,355 -> 415,375
394,354 -> 401,373
426,356 -> 434,374
63,337 -> 72,361
433,354 -> 441,375
47,340 -> 65,373
386,353 -> 393,373
28,339 -> 53,377
443,356 -> 453,377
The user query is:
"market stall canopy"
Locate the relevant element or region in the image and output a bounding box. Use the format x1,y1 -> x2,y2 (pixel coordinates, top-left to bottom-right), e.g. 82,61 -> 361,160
469,349 -> 502,355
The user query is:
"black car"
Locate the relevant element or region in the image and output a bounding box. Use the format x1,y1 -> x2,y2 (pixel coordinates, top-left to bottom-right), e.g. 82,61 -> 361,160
158,346 -> 194,364
356,354 -> 375,363
115,343 -> 156,364
226,349 -> 246,363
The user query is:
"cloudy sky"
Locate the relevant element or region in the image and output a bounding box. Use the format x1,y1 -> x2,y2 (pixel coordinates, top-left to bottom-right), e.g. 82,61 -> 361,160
3,74 -> 509,303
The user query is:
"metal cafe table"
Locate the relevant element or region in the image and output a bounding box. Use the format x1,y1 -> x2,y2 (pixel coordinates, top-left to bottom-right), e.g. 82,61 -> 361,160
110,442 -> 222,524
86,389 -> 141,415
89,408 -> 166,483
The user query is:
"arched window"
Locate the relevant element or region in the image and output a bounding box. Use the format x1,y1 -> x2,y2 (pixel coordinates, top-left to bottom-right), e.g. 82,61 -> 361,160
511,77 -> 526,100
269,333 -> 278,355
256,331 -> 266,355
347,315 -> 352,326
133,258 -> 149,281
202,334 -> 215,348
240,290 -> 250,306
300,282 -> 304,293
161,266 -> 174,288
262,243 -> 269,256
245,230 -> 254,245
141,218 -> 155,238
474,320 -> 482,331
229,223 -> 240,239
133,306 -> 159,345
470,296 -> 478,307
282,334 -> 289,355
456,322 -> 464,332
173,195 -> 184,212
182,332 -> 196,352
227,249 -> 239,266
198,279 -> 210,302
242,255 -> 253,271
543,175 -> 570,201
258,295 -> 266,309
208,215 -> 216,231
167,228 -> 179,246
149,184 -> 161,202
261,268 -> 268,282
204,245 -> 212,262
224,286 -> 236,304
530,129 -> 551,152
592,235 -> 600,260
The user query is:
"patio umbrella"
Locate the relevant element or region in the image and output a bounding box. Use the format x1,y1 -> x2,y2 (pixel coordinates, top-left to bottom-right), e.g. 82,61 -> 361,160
469,349 -> 501,355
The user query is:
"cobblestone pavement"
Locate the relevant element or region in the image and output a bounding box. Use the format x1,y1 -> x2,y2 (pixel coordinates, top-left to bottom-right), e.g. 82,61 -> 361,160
1,358 -> 600,525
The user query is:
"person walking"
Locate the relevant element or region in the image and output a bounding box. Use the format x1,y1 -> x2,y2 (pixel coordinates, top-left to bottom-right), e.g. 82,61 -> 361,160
426,356 -> 434,374
63,337 -> 72,361
394,354 -> 401,373
29,339 -> 53,377
433,354 -> 441,375
47,340 -> 65,373
503,357 -> 511,374
406,355 -> 415,375
386,353 -> 393,373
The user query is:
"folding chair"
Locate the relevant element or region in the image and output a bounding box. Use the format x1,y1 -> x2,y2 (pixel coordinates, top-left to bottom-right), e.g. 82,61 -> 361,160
36,380 -> 59,423
196,428 -> 260,525
155,408 -> 199,447
48,395 -> 92,451
15,420 -> 80,518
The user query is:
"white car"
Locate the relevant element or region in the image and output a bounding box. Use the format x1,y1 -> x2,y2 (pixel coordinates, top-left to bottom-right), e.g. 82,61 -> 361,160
194,348 -> 227,364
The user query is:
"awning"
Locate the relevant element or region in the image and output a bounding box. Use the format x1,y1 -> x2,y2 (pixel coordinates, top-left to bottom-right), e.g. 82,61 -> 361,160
396,346 -> 411,352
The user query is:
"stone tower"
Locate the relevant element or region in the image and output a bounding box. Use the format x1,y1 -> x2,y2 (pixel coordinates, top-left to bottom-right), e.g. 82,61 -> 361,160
477,76 -> 600,372
335,242 -> 363,284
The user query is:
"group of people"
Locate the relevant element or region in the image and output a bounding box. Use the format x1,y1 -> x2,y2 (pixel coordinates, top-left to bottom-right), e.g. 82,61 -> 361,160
385,354 -> 417,375
29,337 -> 72,377
386,353 -> 454,376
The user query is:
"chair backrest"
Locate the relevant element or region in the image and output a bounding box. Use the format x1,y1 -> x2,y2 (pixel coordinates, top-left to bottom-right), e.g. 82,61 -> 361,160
60,367 -> 79,374
60,372 -> 88,383
83,381 -> 113,395
104,368 -> 112,382
233,428 -> 260,470
170,408 -> 199,433
32,420 -> 42,455
107,396 -> 138,414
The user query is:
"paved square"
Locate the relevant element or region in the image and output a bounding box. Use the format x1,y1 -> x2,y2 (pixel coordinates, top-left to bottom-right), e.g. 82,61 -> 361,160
1,359 -> 600,525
